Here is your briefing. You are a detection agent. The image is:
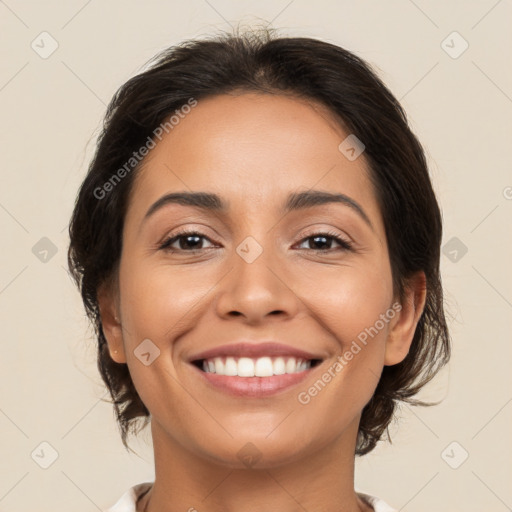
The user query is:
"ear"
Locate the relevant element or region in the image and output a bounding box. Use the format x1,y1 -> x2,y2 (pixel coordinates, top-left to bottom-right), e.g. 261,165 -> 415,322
97,280 -> 127,364
384,271 -> 427,366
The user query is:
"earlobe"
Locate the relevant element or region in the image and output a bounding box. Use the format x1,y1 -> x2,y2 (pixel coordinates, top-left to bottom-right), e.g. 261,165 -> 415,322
384,272 -> 427,366
97,282 -> 127,364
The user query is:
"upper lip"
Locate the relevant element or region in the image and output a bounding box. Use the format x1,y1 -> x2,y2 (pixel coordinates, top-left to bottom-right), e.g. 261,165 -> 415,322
189,342 -> 325,362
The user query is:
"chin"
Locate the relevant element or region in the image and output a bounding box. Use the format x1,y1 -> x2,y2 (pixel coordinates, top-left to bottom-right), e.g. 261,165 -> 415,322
192,432 -> 320,470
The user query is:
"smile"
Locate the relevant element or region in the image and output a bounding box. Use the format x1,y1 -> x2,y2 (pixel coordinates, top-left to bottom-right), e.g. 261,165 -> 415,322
190,351 -> 325,397
196,356 -> 322,377
188,341 -> 326,397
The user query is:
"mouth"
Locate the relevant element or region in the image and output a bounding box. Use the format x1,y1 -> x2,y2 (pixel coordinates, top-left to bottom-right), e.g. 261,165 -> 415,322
192,356 -> 323,377
187,342 -> 326,397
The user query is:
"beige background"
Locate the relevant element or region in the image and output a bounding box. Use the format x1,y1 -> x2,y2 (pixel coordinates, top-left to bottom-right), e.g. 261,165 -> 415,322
1,1 -> 511,511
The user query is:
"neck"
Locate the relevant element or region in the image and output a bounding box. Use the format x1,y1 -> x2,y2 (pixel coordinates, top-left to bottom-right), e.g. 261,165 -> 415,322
140,419 -> 372,512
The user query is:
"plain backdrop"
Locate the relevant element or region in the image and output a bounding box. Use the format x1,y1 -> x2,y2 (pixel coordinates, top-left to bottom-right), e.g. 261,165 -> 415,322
1,1 -> 511,511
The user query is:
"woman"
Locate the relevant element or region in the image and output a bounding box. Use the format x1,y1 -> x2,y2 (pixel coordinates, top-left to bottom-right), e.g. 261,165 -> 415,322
68,29 -> 450,512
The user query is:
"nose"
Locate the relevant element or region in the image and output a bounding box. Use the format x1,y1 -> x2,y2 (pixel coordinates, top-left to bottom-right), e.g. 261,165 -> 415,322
214,238 -> 301,325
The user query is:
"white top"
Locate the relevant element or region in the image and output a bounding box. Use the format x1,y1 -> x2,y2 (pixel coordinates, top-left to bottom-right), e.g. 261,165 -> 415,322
104,482 -> 397,512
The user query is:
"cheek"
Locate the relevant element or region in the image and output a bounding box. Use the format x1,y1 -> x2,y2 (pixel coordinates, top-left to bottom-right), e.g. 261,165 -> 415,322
293,269 -> 394,441
116,258 -> 205,417
296,257 -> 394,349
118,259 -> 213,342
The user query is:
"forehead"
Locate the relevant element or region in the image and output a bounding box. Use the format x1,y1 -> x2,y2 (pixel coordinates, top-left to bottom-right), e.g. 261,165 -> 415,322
127,93 -> 382,228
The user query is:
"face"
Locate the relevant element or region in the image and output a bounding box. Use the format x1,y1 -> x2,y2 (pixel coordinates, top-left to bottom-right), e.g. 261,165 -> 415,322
101,92 -> 419,468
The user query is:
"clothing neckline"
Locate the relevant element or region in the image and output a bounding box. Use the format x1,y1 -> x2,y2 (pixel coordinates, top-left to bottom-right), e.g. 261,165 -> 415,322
135,484 -> 151,512
109,481 -> 397,512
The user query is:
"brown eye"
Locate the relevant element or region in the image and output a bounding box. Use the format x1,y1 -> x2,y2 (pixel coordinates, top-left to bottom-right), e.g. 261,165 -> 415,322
159,230 -> 216,252
296,231 -> 353,252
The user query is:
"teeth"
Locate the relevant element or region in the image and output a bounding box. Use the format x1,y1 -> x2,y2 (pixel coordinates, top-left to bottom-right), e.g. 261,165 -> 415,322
214,358 -> 224,374
201,356 -> 312,377
285,357 -> 297,373
273,357 -> 286,375
297,360 -> 308,372
238,357 -> 255,377
254,357 -> 273,377
224,357 -> 238,376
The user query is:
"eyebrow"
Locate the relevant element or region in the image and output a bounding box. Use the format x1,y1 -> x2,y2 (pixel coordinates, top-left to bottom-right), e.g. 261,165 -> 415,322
142,190 -> 373,229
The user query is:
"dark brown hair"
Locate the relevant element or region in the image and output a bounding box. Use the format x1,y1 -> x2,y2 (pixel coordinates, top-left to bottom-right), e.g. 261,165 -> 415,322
67,28 -> 450,456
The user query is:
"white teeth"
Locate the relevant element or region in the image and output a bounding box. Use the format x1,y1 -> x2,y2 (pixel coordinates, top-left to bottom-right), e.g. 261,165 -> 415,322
238,357 -> 255,377
214,358 -> 224,374
201,356 -> 312,377
285,357 -> 297,373
254,357 -> 273,377
273,357 -> 286,375
224,357 -> 238,376
297,360 -> 308,372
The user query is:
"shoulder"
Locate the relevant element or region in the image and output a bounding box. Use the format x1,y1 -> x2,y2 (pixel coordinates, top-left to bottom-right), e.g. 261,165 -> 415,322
103,482 -> 153,512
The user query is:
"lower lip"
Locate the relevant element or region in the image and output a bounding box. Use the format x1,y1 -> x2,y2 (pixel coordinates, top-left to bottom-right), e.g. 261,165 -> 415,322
191,364 -> 318,397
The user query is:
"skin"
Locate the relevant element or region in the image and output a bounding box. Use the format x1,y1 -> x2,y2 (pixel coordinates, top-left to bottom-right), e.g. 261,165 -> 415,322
98,92 -> 426,512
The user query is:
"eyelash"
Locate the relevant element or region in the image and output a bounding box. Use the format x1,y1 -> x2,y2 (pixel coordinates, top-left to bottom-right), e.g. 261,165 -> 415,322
158,228 -> 354,254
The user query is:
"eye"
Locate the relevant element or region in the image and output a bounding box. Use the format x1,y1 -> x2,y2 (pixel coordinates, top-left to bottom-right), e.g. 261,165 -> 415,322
295,230 -> 353,252
158,229 -> 216,252
158,229 -> 353,254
